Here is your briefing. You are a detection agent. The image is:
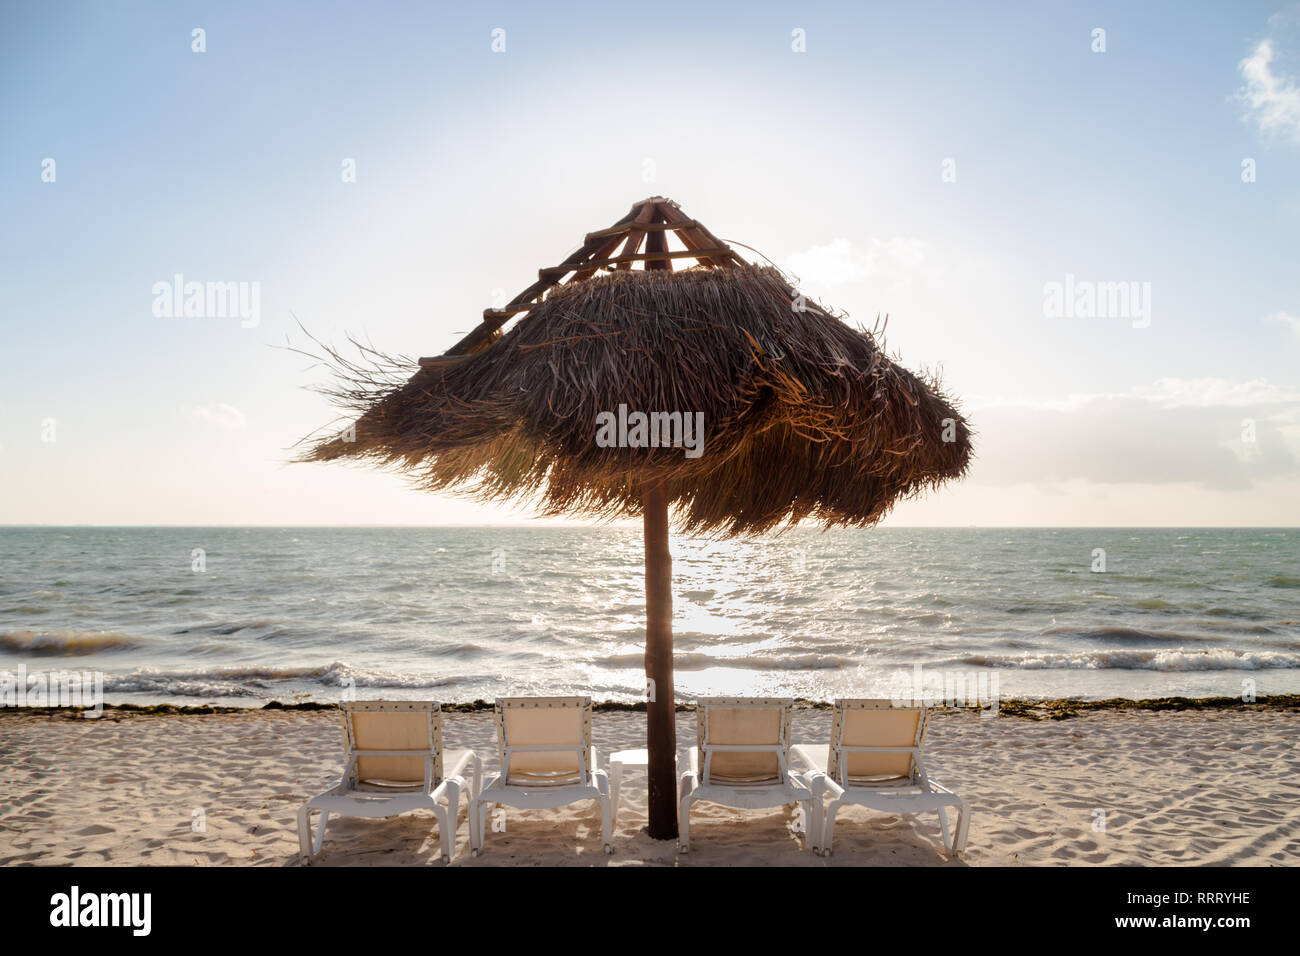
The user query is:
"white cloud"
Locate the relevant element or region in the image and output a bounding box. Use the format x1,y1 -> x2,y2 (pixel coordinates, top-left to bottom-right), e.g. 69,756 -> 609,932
965,378 -> 1300,491
1237,38 -> 1300,142
1265,310 -> 1300,338
189,403 -> 247,430
785,237 -> 929,290
969,377 -> 1300,412
1128,377 -> 1300,408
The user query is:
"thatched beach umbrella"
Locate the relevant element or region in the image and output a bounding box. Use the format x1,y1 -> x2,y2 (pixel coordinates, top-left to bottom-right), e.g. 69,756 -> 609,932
303,197 -> 971,839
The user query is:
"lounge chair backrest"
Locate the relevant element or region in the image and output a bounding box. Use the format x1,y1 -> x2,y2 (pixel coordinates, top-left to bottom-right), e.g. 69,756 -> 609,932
696,697 -> 793,786
496,697 -> 592,787
829,699 -> 928,786
341,700 -> 442,789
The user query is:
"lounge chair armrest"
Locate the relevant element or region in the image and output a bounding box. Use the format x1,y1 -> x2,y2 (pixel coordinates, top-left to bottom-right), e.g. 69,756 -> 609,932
927,779 -> 960,798
913,757 -> 935,790
817,774 -> 845,800
435,773 -> 466,803
678,769 -> 697,800
799,769 -> 834,800
445,748 -> 476,778
449,749 -> 483,792
341,754 -> 359,788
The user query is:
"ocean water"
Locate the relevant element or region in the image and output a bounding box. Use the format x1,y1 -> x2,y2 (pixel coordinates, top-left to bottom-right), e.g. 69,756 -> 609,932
1,527 -> 1298,706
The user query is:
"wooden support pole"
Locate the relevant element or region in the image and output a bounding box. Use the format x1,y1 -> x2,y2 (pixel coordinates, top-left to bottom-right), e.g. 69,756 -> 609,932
644,205 -> 670,271
642,477 -> 676,840
616,202 -> 658,271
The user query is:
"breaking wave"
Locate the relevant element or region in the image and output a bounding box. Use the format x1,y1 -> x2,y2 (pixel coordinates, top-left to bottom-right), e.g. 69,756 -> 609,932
0,630 -> 148,656
957,648 -> 1300,671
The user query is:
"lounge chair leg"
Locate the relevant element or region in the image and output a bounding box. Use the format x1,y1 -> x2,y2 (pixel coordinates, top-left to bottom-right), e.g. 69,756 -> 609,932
602,801 -> 614,853
677,794 -> 692,852
821,801 -> 842,857
609,761 -> 623,830
298,807 -> 329,863
677,772 -> 697,852
469,800 -> 483,857
297,805 -> 312,863
469,754 -> 483,801
597,779 -> 613,854
433,799 -> 453,864
446,778 -> 461,824
937,805 -> 953,853
441,779 -> 461,863
800,799 -> 819,852
314,810 -> 329,856
803,773 -> 829,855
953,802 -> 971,858
433,805 -> 449,864
472,800 -> 496,855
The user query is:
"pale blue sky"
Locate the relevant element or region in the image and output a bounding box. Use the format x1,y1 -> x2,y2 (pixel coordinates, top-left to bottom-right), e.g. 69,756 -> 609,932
2,0 -> 1298,525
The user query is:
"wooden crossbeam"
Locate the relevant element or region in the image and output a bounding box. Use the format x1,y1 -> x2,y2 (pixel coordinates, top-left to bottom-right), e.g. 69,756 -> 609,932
439,204 -> 642,357
571,204 -> 652,283
658,202 -> 739,270
539,247 -> 731,277
584,219 -> 698,242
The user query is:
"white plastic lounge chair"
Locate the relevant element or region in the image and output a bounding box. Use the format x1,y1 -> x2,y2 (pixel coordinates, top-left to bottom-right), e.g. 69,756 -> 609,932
297,700 -> 482,864
791,699 -> 969,858
469,696 -> 613,856
677,697 -> 817,853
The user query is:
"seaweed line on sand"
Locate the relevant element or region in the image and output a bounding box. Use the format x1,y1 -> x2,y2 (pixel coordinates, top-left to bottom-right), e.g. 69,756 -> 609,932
2,695 -> 1298,721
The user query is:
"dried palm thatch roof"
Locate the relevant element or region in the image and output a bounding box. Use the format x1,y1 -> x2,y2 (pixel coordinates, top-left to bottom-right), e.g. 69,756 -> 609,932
302,198 -> 971,536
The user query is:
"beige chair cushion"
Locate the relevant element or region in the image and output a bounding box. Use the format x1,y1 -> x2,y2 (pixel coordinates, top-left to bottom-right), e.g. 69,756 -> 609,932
703,706 -> 783,784
350,710 -> 433,787
501,702 -> 586,786
835,707 -> 921,784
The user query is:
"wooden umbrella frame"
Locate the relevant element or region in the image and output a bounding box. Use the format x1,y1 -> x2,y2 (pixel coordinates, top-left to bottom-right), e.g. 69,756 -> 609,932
418,197 -> 746,365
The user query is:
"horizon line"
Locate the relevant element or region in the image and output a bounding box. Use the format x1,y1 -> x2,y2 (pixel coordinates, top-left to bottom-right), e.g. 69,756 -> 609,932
2,524 -> 1296,531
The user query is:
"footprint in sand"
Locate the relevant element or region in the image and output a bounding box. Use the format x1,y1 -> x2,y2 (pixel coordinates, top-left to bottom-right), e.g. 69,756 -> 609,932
76,824 -> 115,836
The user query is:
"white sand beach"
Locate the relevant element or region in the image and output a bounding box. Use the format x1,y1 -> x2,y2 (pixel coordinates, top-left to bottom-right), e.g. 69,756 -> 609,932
2,705 -> 1297,867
